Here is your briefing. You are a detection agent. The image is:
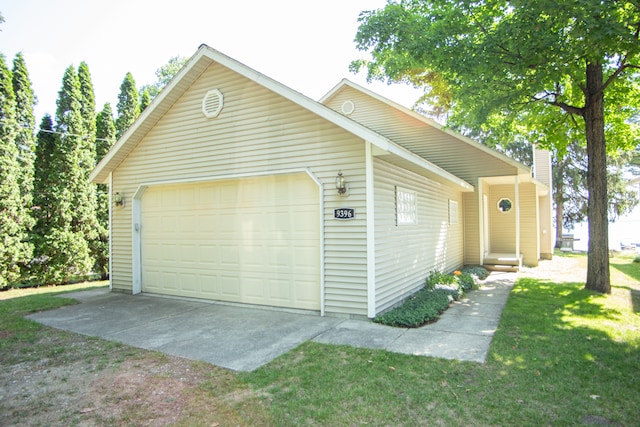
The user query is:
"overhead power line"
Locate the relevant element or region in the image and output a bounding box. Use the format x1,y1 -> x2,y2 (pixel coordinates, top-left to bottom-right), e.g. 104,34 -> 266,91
0,119 -> 114,143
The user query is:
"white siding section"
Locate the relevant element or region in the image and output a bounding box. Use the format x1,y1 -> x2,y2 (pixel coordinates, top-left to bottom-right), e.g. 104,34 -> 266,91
373,158 -> 464,314
111,62 -> 369,316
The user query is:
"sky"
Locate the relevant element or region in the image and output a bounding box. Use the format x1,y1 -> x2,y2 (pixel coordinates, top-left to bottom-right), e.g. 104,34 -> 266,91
1,0 -> 423,124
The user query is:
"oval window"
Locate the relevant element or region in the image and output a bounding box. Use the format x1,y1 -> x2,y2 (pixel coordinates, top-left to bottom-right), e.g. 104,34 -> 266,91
497,198 -> 512,213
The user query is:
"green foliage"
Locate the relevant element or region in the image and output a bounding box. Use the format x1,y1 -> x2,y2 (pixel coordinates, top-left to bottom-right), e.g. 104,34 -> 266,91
425,270 -> 456,289
374,287 -> 457,328
76,63 -> 105,279
115,72 -> 140,139
139,88 -> 151,112
29,66 -> 98,285
96,102 -> 115,162
139,55 -> 188,100
376,269 -> 477,327
32,114 -> 57,238
455,271 -> 476,291
11,53 -> 36,221
461,265 -> 489,281
354,0 -> 640,293
94,103 -> 116,279
634,255 -> 640,264
0,54 -> 33,288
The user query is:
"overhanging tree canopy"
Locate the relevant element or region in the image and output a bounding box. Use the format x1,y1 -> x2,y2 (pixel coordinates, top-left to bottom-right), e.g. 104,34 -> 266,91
353,0 -> 640,293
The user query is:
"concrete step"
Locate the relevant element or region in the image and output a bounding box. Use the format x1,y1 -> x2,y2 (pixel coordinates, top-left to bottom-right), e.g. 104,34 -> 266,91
483,264 -> 519,273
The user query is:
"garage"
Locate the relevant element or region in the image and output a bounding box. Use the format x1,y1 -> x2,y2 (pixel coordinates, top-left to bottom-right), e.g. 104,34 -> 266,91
140,173 -> 321,311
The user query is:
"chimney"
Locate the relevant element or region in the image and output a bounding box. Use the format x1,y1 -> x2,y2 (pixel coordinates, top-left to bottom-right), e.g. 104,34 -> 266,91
532,146 -> 552,187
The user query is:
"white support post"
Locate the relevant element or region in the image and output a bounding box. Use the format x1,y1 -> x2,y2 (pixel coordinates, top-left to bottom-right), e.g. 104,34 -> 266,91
515,175 -> 520,263
365,142 -> 376,318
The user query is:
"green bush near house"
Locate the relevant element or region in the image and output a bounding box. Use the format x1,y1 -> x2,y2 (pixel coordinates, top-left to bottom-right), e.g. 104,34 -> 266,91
461,265 -> 490,281
375,269 -> 479,328
374,287 -> 458,328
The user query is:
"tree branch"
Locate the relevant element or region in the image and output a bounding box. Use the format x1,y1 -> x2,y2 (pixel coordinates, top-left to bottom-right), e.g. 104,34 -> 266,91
548,100 -> 585,117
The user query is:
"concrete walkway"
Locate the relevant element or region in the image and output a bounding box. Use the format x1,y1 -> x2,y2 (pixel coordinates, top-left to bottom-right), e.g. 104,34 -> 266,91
27,272 -> 515,371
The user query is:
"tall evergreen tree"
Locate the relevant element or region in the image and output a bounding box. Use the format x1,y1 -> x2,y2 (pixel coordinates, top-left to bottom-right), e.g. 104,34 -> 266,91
96,103 -> 115,162
35,66 -> 96,284
11,53 -> 37,225
115,72 -> 140,139
77,62 -> 105,276
94,102 -> 116,279
139,88 -> 151,113
0,54 -> 32,288
32,114 -> 57,244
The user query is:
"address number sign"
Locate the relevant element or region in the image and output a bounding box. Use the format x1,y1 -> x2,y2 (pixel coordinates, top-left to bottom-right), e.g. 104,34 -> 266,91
334,208 -> 355,220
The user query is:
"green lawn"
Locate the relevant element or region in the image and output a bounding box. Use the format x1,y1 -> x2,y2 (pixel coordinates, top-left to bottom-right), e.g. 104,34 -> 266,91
1,254 -> 639,426
244,253 -> 640,426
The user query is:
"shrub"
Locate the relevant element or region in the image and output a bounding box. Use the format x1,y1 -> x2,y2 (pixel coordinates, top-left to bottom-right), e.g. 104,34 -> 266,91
634,255 -> 640,264
425,270 -> 457,289
462,265 -> 490,280
455,271 -> 477,291
374,287 -> 458,328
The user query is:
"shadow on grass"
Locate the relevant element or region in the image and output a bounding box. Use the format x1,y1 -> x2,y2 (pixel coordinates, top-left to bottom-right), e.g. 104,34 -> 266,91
246,275 -> 640,426
611,262 -> 640,313
510,278 -> 622,321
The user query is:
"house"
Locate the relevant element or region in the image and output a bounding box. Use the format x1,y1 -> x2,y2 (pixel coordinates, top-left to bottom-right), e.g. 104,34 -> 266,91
90,45 -> 552,319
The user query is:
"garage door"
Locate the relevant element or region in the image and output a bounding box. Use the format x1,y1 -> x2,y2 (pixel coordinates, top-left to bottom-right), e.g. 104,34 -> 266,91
140,173 -> 320,310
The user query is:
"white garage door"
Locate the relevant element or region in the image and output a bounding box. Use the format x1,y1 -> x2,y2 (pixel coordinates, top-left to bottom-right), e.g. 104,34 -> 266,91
141,173 -> 321,310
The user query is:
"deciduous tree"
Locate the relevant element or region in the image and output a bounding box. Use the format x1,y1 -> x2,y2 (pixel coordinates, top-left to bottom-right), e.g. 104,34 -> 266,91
353,0 -> 640,293
139,55 -> 188,100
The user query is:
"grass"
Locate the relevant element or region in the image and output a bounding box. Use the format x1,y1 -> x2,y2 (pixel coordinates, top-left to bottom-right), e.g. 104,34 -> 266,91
243,252 -> 640,425
2,253 -> 639,425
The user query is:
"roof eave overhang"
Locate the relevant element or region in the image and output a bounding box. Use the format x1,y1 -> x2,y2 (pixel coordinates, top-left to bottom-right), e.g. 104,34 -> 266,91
323,79 -> 531,176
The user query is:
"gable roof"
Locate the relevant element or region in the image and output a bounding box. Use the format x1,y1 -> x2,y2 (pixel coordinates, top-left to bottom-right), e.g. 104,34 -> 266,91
320,79 -> 533,183
90,45 -> 473,192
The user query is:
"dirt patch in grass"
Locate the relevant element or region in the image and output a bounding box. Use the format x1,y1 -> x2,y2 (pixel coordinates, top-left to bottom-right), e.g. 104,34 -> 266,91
520,253 -> 587,282
0,328 -> 271,426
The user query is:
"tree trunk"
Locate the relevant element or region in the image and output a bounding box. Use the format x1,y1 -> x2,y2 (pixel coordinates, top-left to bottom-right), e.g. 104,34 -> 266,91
584,62 -> 611,294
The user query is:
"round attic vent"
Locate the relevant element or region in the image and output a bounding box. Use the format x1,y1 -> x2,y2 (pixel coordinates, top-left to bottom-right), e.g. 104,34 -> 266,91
202,89 -> 224,118
341,100 -> 355,115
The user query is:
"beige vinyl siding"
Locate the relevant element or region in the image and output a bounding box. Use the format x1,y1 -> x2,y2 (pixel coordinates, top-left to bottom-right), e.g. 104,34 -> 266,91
533,148 -> 552,187
373,158 -> 464,314
488,183 -> 539,266
489,185 -> 517,253
463,191 -> 480,265
324,86 -> 517,184
519,183 -> 540,266
111,61 -> 369,316
539,193 -> 554,258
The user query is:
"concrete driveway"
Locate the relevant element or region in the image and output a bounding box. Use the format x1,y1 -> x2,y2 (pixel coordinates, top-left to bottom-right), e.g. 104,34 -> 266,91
27,273 -> 514,371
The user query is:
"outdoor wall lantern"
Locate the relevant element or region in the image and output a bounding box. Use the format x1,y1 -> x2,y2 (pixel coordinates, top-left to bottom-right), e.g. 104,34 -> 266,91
336,171 -> 347,195
114,192 -> 125,207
